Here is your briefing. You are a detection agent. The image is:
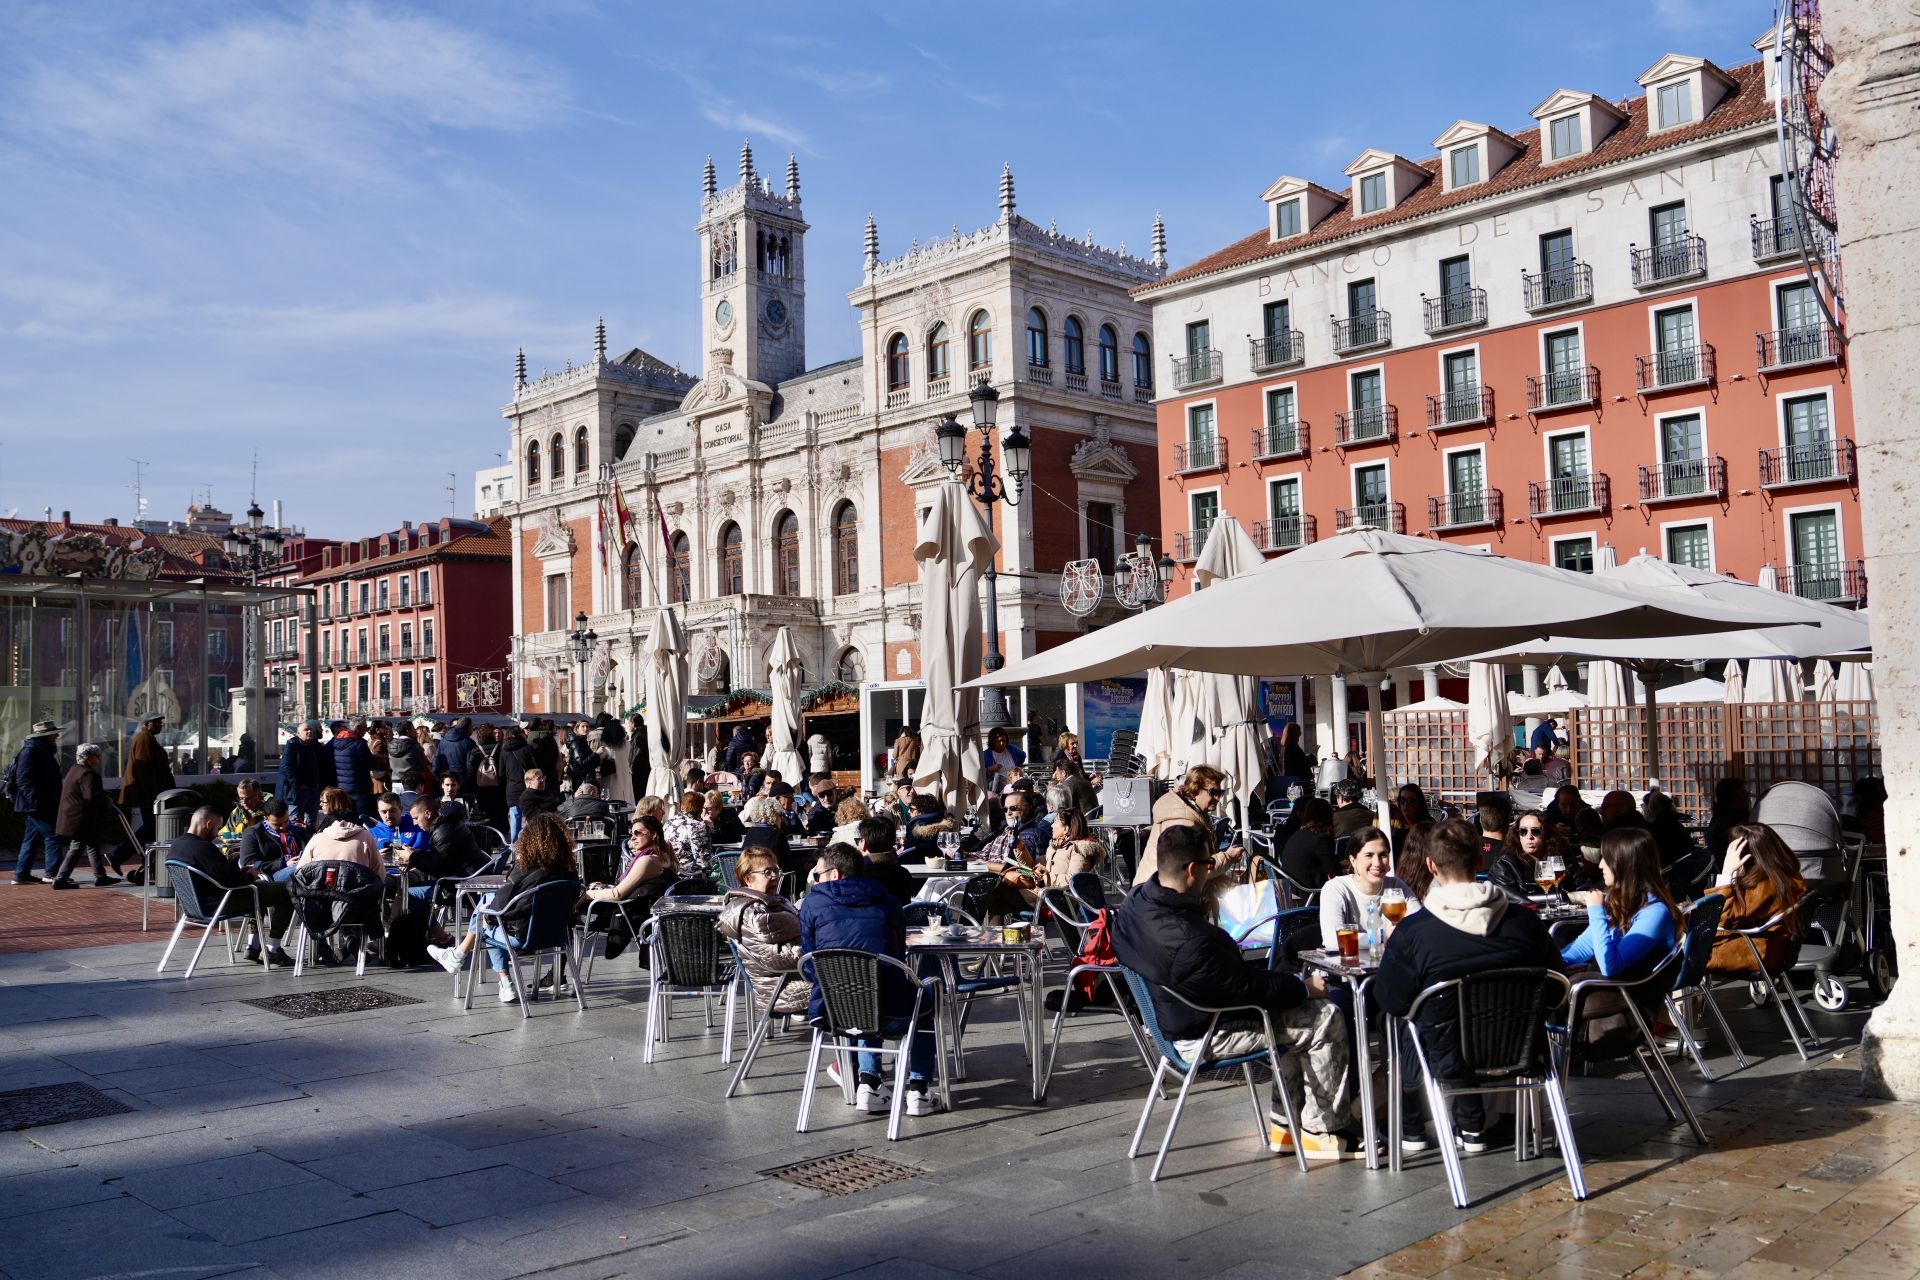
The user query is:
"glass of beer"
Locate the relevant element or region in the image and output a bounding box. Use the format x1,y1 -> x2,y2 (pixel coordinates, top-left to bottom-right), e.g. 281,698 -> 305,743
1380,887 -> 1407,926
1536,855 -> 1565,895
1335,927 -> 1360,963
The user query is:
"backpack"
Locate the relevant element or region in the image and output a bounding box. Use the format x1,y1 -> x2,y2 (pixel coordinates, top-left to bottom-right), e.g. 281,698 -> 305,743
474,746 -> 501,788
384,911 -> 429,968
1072,907 -> 1120,1002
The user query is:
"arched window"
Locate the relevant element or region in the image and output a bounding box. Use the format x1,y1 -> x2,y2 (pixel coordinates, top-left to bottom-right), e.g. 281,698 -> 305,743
525,439 -> 542,485
772,510 -> 800,596
967,310 -> 993,372
1098,324 -> 1120,382
717,522 -> 743,595
1026,307 -> 1049,368
624,545 -> 646,608
836,646 -> 865,683
668,532 -> 690,604
547,434 -> 564,482
926,323 -> 950,381
832,501 -> 859,595
614,422 -> 636,459
885,333 -> 910,390
1132,333 -> 1154,389
1063,315 -> 1085,374
573,426 -> 589,473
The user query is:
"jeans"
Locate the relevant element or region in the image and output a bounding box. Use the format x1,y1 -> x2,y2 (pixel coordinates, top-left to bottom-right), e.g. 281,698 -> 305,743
292,786 -> 319,826
14,816 -> 61,875
270,864 -> 298,884
852,1015 -> 936,1085
464,895 -> 518,973
508,806 -> 523,841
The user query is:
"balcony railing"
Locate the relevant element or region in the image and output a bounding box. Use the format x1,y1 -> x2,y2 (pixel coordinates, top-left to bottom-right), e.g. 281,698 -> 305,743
884,387 -> 909,409
1251,421 -> 1309,461
1334,502 -> 1406,534
1063,370 -> 1087,392
1635,343 -> 1716,392
1172,527 -> 1214,563
1638,456 -> 1727,503
1757,325 -> 1842,372
1332,310 -> 1392,354
1174,436 -> 1226,474
1528,472 -> 1610,517
1099,377 -> 1122,400
1423,288 -> 1487,335
1025,361 -> 1053,387
1784,560 -> 1867,606
1759,438 -> 1858,489
927,375 -> 952,399
1171,350 -> 1222,389
1334,403 -> 1397,446
1254,513 -> 1316,552
1751,214 -> 1807,263
1428,488 -> 1503,531
1526,366 -> 1599,411
1631,235 -> 1709,287
1134,384 -> 1154,404
1250,330 -> 1305,371
1425,385 -> 1492,429
1522,262 -> 1594,311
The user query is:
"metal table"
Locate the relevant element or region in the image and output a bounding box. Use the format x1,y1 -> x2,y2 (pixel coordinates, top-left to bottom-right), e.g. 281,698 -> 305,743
450,875 -> 509,998
907,926 -> 1048,1102
1299,948 -> 1387,1171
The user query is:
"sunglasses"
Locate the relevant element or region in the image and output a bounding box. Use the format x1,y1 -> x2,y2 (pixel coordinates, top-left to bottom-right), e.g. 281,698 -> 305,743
1519,827 -> 1546,837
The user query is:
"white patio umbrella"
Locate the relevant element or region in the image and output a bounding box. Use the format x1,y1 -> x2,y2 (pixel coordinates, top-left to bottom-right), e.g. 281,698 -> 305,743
1723,661 -> 1746,704
1190,519 -> 1270,823
1586,659 -> 1631,707
1467,662 -> 1511,779
1134,667 -> 1176,778
1745,659 -> 1801,703
1837,661 -> 1874,701
913,480 -> 996,815
640,607 -> 689,800
764,626 -> 808,784
1655,676 -> 1728,703
1813,660 -> 1838,704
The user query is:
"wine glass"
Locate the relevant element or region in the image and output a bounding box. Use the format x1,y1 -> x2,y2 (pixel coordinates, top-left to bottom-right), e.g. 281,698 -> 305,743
1537,855 -> 1565,896
1286,783 -> 1305,804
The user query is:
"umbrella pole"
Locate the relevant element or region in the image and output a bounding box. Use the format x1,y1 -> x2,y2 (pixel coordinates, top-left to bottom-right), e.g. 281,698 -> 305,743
1367,697 -> 1391,831
1639,660 -> 1664,795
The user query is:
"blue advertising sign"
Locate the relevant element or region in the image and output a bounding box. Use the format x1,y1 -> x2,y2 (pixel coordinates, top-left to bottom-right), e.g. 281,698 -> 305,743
1080,677 -> 1147,761
1260,679 -> 1299,735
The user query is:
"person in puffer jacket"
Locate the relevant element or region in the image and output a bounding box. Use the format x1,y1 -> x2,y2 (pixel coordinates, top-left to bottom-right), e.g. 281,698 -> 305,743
717,848 -> 808,1018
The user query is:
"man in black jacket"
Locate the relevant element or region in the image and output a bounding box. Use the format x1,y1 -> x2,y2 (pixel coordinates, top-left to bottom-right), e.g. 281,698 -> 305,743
1112,824 -> 1354,1159
500,726 -> 538,839
1373,818 -> 1563,1153
169,806 -> 295,966
7,720 -> 65,883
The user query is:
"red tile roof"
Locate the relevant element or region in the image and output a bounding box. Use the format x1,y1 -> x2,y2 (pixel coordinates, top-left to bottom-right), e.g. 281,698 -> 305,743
302,515 -> 512,581
1138,59 -> 1772,296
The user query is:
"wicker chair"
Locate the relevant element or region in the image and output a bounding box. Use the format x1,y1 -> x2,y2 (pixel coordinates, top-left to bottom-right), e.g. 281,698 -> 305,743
796,948 -> 950,1142
641,911 -> 739,1063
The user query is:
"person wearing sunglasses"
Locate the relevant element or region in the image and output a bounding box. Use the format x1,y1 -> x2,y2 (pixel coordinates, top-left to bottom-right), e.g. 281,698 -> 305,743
717,847 -> 808,1023
1487,813 -> 1559,901
1132,765 -> 1244,888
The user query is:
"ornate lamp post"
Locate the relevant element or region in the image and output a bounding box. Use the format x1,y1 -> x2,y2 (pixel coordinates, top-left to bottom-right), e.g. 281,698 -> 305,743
223,501 -> 286,735
935,381 -> 1029,729
1111,529 -> 1175,610
568,611 -> 599,716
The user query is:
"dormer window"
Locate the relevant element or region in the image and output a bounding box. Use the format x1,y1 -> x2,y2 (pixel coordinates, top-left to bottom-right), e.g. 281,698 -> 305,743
1274,197 -> 1302,238
1433,123 -> 1517,191
1655,80 -> 1693,129
1637,55 -> 1734,134
1358,172 -> 1386,214
1549,114 -> 1582,159
1448,146 -> 1479,188
1531,90 -> 1624,162
1261,177 -> 1339,243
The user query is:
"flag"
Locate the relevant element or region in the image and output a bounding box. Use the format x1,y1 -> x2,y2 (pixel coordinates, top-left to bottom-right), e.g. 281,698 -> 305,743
594,495 -> 608,572
611,485 -> 637,553
656,493 -> 671,554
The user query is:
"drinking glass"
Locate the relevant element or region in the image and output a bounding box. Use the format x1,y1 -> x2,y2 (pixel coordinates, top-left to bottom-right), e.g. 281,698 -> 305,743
1537,855 -> 1565,895
1380,887 -> 1407,926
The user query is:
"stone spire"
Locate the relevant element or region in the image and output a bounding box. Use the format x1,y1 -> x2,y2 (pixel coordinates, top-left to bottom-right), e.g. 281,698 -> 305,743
785,153 -> 800,200
593,316 -> 607,363
864,213 -> 878,268
739,137 -> 755,183
1151,212 -> 1167,269
514,347 -> 527,389
998,162 -> 1015,222
702,154 -> 716,199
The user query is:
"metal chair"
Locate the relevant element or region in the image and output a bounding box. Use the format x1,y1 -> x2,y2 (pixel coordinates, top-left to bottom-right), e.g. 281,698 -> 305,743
287,860 -> 385,977
1067,871 -> 1106,913
575,896 -> 648,985
1037,889 -> 1154,1097
1665,894 -> 1746,1080
1716,899 -> 1821,1060
1119,964 -> 1308,1182
722,942 -> 803,1098
1404,968 -> 1586,1209
461,879 -> 589,1018
713,850 -> 743,891
902,901 -> 949,928
1230,905 -> 1322,972
796,948 -> 950,1142
1249,847 -> 1321,910
642,911 -> 738,1062
155,862 -> 267,979
950,872 -> 1008,924
1555,943 -> 1708,1146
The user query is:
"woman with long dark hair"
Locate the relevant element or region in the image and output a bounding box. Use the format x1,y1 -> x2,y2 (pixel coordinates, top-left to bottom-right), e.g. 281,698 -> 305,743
1561,828 -> 1680,979
1394,820 -> 1436,904
1486,811 -> 1563,900
1706,823 -> 1806,974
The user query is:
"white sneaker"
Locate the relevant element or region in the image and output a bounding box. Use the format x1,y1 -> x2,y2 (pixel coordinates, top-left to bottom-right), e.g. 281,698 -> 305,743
855,1080 -> 892,1114
905,1088 -> 934,1117
428,944 -> 462,974
498,977 -> 519,1004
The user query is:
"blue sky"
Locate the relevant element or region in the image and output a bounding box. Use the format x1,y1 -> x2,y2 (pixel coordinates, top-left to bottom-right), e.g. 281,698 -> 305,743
0,0 -> 1766,538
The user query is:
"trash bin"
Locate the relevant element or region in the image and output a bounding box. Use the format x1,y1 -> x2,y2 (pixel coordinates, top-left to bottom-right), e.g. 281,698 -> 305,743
150,788 -> 201,897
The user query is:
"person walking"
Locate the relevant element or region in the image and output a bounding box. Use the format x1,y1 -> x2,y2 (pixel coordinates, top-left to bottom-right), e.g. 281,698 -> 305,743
51,744 -> 125,888
386,721 -> 428,799
327,721 -> 376,818
6,720 -> 66,883
278,721 -> 330,824
121,712 -> 174,845
434,717 -> 479,793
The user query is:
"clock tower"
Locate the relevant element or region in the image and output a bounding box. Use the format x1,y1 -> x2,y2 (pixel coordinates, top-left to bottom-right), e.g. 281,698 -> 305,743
697,140 -> 808,386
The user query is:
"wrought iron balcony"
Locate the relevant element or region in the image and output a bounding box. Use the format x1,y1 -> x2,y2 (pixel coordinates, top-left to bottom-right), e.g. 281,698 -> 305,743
1331,310 -> 1392,355
1334,502 -> 1406,534
1631,235 -> 1709,287
1757,325 -> 1842,372
1526,366 -> 1599,411
1428,488 -> 1503,531
1522,262 -> 1594,311
1423,288 -> 1487,336
1425,385 -> 1492,429
1254,513 -> 1315,552
1528,472 -> 1611,518
1638,456 -> 1727,503
1751,214 -> 1805,263
1251,421 -> 1309,461
1759,438 -> 1857,489
1172,527 -> 1214,562
1174,436 -> 1226,474
1171,349 -> 1222,389
1250,330 -> 1305,371
1333,403 -> 1397,447
1635,344 -> 1716,392
1784,560 -> 1867,606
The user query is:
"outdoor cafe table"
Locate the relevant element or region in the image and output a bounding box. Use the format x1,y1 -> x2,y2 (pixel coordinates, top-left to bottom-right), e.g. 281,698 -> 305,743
906,925 -> 1049,1103
1299,947 -> 1388,1171
905,860 -> 991,905
450,874 -> 509,998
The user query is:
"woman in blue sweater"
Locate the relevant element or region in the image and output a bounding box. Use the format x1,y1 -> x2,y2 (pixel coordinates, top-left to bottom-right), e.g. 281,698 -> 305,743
1561,828 -> 1680,979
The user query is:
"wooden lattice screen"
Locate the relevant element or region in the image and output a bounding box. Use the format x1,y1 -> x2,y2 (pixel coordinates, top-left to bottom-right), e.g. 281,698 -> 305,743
1380,708 -> 1480,802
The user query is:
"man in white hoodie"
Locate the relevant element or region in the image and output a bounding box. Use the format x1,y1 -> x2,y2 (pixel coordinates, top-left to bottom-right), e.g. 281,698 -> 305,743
1373,819 -> 1564,1154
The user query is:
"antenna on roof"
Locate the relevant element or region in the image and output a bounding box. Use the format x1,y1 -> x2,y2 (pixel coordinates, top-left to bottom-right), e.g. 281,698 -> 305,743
130,459 -> 149,524
250,447 -> 260,504
446,472 -> 457,518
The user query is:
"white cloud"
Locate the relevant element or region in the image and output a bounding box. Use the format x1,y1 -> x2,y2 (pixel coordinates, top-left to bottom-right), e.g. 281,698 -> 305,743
789,67 -> 893,97
670,70 -> 815,155
9,4 -> 567,182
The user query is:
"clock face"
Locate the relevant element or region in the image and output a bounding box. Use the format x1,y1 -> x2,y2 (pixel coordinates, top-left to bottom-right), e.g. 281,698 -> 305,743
765,298 -> 787,327
714,299 -> 733,327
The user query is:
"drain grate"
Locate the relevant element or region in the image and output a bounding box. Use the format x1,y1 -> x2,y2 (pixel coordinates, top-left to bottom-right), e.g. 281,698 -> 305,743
241,986 -> 423,1020
0,1082 -> 134,1132
762,1150 -> 924,1197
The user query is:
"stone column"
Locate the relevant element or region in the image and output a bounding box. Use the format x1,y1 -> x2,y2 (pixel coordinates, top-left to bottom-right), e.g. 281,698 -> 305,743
1827,0 -> 1920,1099
1522,663 -> 1543,740
1422,666 -> 1441,701
1331,674 -> 1351,761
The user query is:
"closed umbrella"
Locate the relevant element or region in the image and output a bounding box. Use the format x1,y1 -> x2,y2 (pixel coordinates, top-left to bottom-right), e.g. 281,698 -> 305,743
640,607 -> 689,800
913,481 -> 997,815
1723,661 -> 1746,704
1745,659 -> 1799,703
1134,667 -> 1176,779
1467,662 -> 1511,779
1837,661 -> 1873,702
1586,659 -> 1631,707
1190,519 -> 1270,823
1813,660 -> 1838,704
765,626 -> 808,784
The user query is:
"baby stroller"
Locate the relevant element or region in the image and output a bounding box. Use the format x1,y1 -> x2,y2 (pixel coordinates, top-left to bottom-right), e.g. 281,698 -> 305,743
1752,780 -> 1896,1012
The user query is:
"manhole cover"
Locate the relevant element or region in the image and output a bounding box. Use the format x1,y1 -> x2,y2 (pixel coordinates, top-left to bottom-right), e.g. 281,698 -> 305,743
241,986 -> 423,1020
762,1151 -> 923,1196
0,1082 -> 134,1132
1803,1154 -> 1883,1183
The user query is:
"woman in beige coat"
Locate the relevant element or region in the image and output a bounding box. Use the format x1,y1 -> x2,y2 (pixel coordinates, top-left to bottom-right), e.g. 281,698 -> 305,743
1131,765 -> 1244,886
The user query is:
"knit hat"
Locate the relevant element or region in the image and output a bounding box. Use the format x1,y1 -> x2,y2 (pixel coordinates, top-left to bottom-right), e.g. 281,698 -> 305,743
305,820 -> 377,862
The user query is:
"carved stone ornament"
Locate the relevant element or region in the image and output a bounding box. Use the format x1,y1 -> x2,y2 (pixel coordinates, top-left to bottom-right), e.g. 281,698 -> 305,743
530,506 -> 576,559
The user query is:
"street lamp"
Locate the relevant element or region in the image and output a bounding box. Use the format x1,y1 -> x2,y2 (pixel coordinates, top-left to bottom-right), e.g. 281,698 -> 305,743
937,381 -> 1028,728
568,611 -> 599,716
1113,529 -> 1176,610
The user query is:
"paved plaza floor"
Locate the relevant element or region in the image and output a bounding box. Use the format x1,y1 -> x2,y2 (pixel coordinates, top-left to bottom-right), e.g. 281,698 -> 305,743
0,888 -> 1904,1280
